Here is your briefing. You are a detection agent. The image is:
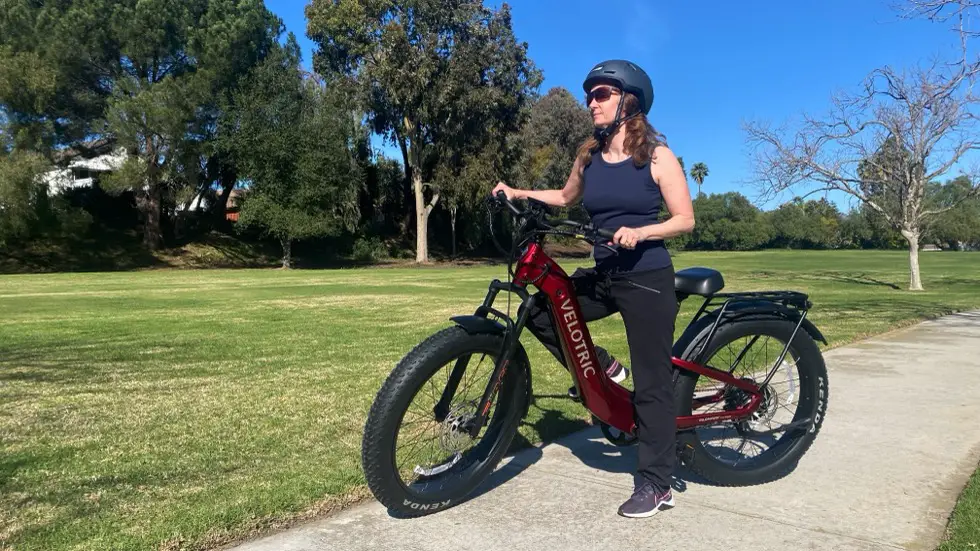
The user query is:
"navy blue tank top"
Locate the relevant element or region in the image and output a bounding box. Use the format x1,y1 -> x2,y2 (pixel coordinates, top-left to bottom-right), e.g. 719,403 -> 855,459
581,152 -> 671,273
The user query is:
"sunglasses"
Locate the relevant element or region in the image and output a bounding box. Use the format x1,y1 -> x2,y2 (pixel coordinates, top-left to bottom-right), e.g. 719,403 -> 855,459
586,86 -> 620,105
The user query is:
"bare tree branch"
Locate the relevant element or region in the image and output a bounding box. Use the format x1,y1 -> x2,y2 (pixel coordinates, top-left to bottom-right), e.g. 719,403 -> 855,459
902,0 -> 980,34
900,0 -> 980,80
745,43 -> 980,289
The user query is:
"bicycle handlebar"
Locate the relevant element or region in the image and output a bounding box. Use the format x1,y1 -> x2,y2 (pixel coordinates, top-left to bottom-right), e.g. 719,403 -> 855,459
490,191 -> 618,253
495,191 -> 523,216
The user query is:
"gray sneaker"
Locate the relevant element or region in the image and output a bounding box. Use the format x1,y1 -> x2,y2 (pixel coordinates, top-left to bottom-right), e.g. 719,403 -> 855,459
617,482 -> 674,518
568,360 -> 628,400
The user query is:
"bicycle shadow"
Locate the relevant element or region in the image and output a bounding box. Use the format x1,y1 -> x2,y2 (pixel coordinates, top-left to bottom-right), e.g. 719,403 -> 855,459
468,400 -> 715,502
386,400 -> 777,518
465,407 -> 586,503
521,424 -> 714,493
385,406 -> 578,518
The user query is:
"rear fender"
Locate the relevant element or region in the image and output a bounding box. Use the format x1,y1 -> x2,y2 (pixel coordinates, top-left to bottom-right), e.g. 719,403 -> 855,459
673,302 -> 827,362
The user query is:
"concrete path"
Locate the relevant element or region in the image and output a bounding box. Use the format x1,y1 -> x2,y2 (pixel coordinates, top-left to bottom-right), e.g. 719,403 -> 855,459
229,311 -> 980,551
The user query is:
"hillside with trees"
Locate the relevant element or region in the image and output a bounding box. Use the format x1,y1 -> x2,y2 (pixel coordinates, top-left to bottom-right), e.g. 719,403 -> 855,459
2,0 -> 978,276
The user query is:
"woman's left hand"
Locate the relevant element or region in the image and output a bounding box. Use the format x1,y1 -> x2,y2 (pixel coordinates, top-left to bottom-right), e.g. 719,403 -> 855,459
612,227 -> 644,249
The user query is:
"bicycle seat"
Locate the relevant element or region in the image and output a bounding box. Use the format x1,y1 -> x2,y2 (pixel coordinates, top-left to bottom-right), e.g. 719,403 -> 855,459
674,267 -> 725,296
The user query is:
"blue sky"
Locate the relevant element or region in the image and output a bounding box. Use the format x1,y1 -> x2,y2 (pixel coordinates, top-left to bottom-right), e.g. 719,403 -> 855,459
266,0 -> 962,211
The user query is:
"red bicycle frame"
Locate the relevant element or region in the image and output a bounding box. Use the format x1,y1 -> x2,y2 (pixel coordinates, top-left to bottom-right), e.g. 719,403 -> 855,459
478,241 -> 763,436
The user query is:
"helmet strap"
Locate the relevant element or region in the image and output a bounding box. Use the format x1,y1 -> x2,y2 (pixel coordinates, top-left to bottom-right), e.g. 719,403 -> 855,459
593,93 -> 639,146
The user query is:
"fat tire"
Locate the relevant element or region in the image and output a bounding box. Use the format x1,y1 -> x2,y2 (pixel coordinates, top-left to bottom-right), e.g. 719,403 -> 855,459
674,318 -> 829,486
361,326 -> 528,516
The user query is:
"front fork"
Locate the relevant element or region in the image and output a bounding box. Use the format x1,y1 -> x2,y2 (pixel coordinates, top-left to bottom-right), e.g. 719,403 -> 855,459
433,280 -> 534,439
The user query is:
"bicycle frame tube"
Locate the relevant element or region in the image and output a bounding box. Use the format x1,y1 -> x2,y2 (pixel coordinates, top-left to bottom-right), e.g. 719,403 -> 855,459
513,242 -> 636,433
673,357 -> 762,429
469,241 -> 766,436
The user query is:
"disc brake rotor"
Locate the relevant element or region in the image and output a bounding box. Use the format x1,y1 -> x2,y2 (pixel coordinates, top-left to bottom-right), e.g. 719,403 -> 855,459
748,384 -> 779,429
412,401 -> 479,477
725,379 -> 779,432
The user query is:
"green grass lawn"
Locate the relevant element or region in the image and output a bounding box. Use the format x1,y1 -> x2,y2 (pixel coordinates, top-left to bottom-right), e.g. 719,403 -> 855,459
940,465 -> 980,551
1,250 -> 979,550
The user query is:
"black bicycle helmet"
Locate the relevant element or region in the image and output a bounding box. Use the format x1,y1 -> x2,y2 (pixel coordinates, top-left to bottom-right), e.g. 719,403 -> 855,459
583,59 -> 654,115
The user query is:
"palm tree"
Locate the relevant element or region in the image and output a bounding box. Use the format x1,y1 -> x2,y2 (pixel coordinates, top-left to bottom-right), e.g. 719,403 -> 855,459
690,162 -> 709,198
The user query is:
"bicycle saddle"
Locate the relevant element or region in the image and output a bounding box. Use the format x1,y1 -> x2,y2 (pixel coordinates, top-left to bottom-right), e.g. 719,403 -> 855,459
674,267 -> 725,296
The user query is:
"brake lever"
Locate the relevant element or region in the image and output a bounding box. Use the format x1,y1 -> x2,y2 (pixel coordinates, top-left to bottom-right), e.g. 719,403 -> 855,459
581,224 -> 619,256
597,241 -> 619,256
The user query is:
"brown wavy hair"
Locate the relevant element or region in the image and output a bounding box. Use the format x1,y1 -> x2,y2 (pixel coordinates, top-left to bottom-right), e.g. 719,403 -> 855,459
575,91 -> 667,168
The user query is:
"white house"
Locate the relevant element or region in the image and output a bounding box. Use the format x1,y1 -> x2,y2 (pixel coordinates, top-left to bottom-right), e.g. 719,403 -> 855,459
39,141 -> 128,193
37,140 -> 242,220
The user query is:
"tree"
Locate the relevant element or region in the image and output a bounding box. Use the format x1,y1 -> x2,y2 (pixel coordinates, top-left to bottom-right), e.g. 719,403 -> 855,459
513,86 -> 592,226
927,175 -> 980,248
745,0 -> 980,288
902,1 -> 980,44
358,154 -> 406,234
745,58 -> 980,290
686,192 -> 771,250
0,0 -> 282,249
434,147 -> 499,257
307,0 -> 541,263
689,162 -> 709,197
219,40 -> 362,268
767,197 -> 842,249
0,148 -> 47,245
516,87 -> 592,189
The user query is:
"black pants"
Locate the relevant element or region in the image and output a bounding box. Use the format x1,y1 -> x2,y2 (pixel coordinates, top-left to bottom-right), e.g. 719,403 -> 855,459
522,265 -> 678,489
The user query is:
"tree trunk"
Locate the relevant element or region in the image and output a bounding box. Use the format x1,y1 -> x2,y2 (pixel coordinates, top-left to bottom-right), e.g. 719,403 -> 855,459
900,228 -> 923,291
215,165 -> 237,218
143,184 -> 164,250
280,237 -> 292,269
414,169 -> 429,263
396,133 -> 413,234
450,205 -> 457,258
402,122 -> 439,263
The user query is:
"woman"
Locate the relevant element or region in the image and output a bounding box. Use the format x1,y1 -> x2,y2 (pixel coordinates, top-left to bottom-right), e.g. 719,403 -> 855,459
491,59 -> 694,518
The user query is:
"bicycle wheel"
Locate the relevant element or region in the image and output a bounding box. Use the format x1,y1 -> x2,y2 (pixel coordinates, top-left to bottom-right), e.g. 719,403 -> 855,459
674,318 -> 828,486
361,326 -> 529,516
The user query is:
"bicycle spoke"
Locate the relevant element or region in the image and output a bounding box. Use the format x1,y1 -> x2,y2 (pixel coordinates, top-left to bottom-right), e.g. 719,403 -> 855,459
693,329 -> 807,467
387,345 -> 511,497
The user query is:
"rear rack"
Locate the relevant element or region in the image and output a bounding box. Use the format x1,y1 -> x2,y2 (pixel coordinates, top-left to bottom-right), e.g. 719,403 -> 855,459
686,290 -> 813,374
708,290 -> 811,310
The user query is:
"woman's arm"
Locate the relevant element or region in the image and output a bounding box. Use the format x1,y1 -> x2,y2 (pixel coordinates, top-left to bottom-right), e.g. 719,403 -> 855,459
492,158 -> 585,208
643,145 -> 695,239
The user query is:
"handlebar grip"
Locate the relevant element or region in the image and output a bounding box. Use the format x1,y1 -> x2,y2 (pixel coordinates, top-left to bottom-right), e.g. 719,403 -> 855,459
596,228 -> 616,240
495,190 -> 521,215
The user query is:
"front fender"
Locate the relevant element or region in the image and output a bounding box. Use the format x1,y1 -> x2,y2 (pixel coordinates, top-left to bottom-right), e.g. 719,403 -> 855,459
450,315 -> 506,336
449,314 -> 533,418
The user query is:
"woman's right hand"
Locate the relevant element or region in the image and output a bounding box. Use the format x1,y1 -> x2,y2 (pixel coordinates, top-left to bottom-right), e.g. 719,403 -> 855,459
491,181 -> 521,202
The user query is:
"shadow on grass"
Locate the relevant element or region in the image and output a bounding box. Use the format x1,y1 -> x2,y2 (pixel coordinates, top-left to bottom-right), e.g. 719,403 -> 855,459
0,341 -> 219,388
0,443 -> 197,547
805,271 -> 902,290
0,232 -> 167,274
